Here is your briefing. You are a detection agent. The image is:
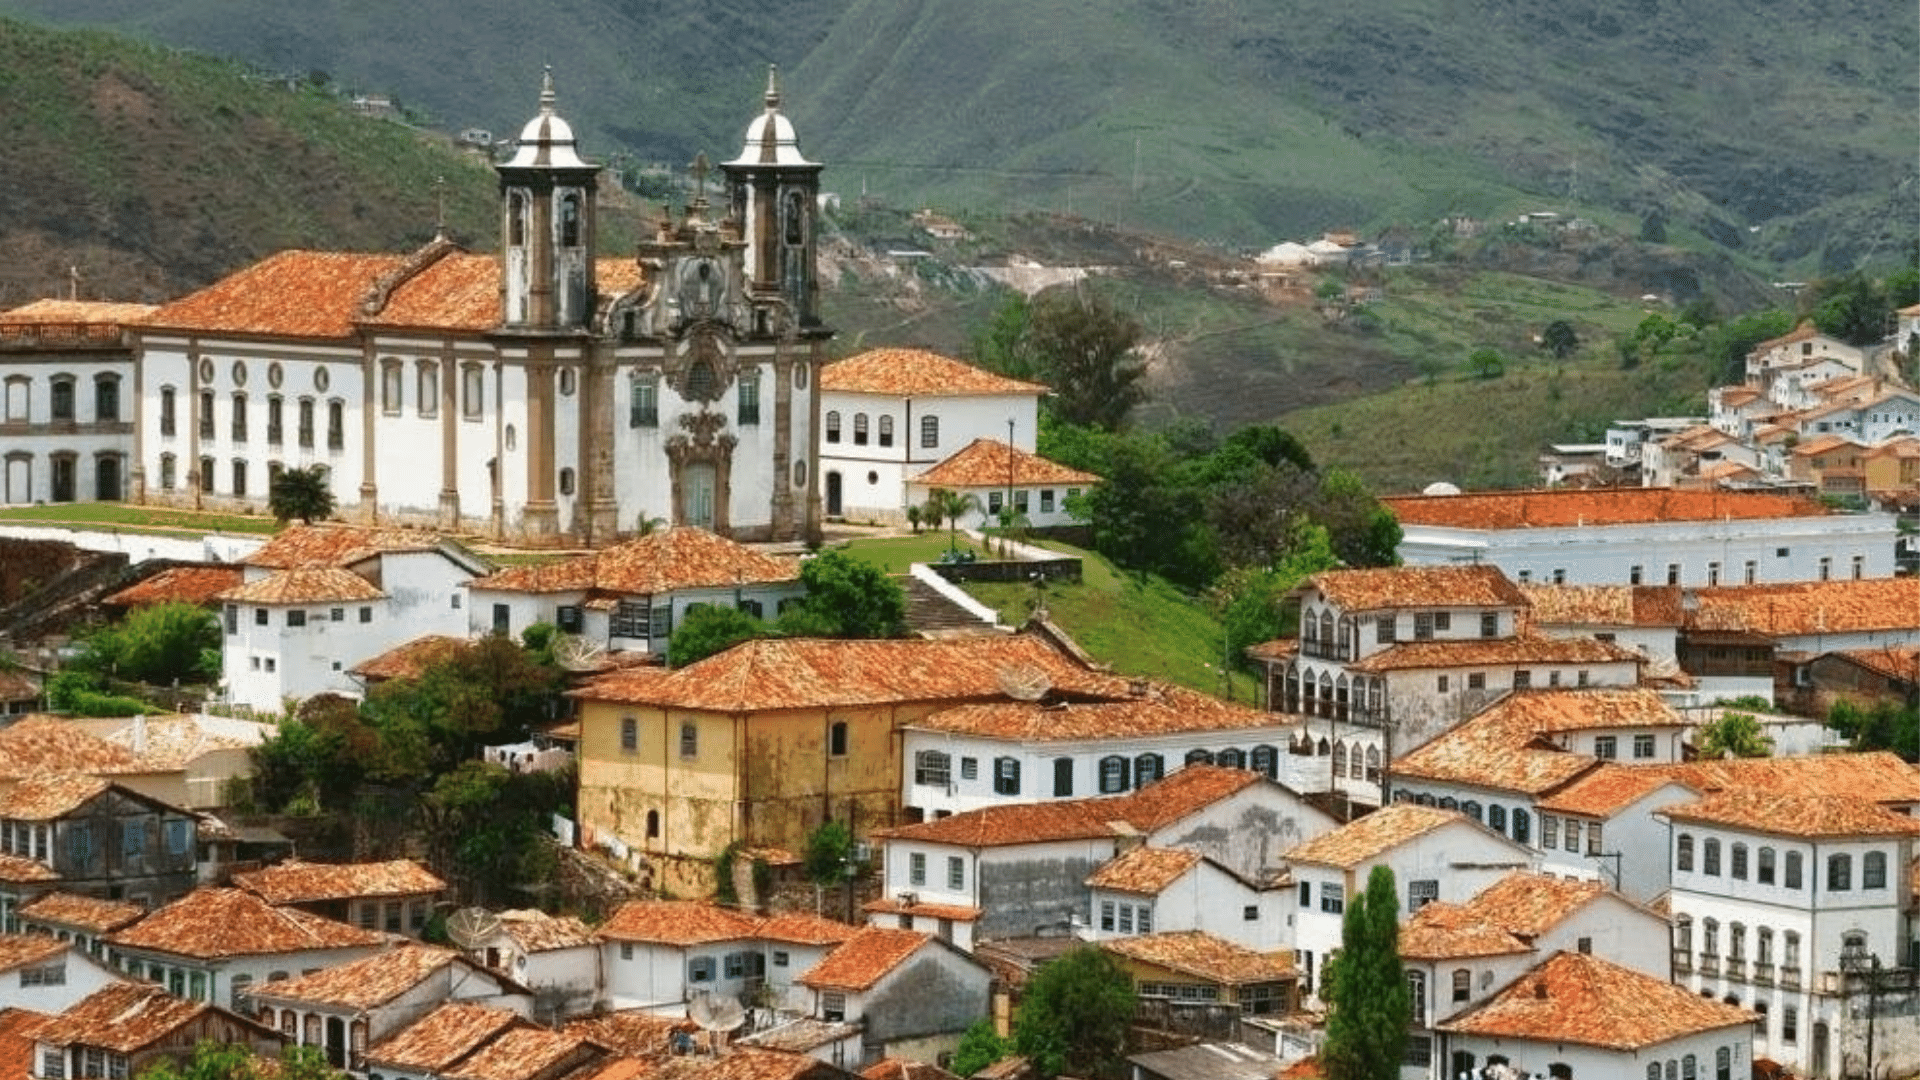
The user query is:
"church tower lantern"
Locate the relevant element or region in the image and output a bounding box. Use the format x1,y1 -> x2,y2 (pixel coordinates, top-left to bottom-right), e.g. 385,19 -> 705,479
721,65 -> 823,333
498,69 -> 599,332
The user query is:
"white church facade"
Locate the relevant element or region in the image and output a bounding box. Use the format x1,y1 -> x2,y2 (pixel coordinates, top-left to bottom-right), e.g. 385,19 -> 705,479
127,69 -> 829,546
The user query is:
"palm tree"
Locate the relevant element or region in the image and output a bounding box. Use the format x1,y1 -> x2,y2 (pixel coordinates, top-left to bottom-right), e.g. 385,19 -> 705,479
928,489 -> 980,553
268,465 -> 335,525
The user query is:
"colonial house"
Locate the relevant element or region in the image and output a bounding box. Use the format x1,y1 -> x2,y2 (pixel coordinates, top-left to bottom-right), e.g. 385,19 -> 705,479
817,349 -> 1044,523
0,933 -> 126,1014
0,299 -> 150,506
1385,488 -> 1900,586
131,71 -> 829,547
568,632 -> 1135,896
246,941 -> 532,1072
899,682 -> 1307,819
1531,765 -> 1706,901
0,774 -> 200,909
1519,583 -> 1684,670
1436,951 -> 1756,1080
1099,931 -> 1295,1017
232,858 -> 445,939
29,982 -> 284,1078
103,887 -> 387,1011
597,900 -> 857,1015
1281,804 -> 1535,1000
794,927 -> 991,1068
14,891 -> 144,959
1661,788 -> 1920,1077
216,524 -> 488,712
467,909 -> 601,1020
870,766 -> 1335,951
1083,847 -> 1286,949
1745,323 -> 1865,390
903,439 -> 1099,530
461,526 -> 804,650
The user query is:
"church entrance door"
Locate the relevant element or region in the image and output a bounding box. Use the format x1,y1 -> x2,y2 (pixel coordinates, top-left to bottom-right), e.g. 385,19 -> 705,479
685,464 -> 716,529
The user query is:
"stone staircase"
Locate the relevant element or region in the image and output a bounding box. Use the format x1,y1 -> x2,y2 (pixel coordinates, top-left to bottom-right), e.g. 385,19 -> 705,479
901,576 -> 999,637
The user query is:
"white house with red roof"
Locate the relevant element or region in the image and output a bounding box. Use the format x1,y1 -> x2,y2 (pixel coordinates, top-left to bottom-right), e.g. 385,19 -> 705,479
1082,846 -> 1283,948
131,72 -> 829,547
794,926 -> 990,1067
597,900 -> 858,1016
216,523 -> 487,711
0,932 -> 127,1015
0,299 -> 153,506
817,349 -> 1044,522
462,526 -> 804,650
904,438 -> 1098,529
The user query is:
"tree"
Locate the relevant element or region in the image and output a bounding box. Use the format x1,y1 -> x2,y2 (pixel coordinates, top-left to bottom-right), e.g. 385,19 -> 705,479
669,604 -> 770,667
1695,710 -> 1774,759
802,819 -> 854,888
1828,699 -> 1919,759
1540,319 -> 1580,359
268,464 -> 336,525
951,1019 -> 1014,1077
1321,866 -> 1409,1080
1465,347 -> 1504,379
1013,945 -> 1135,1078
138,1041 -> 344,1079
780,549 -> 907,639
1027,290 -> 1146,431
1806,272 -> 1890,346
970,293 -> 1037,379
76,601 -> 221,685
927,489 -> 981,553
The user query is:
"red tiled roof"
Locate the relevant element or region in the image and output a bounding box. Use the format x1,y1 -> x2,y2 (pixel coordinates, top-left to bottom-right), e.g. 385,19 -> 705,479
467,527 -> 798,596
1825,646 -> 1920,685
1685,579 -> 1920,636
1391,689 -> 1682,795
1671,751 -> 1920,805
218,566 -> 386,604
0,935 -> 65,975
561,1011 -> 696,1056
1086,847 -> 1202,895
1461,873 -> 1606,940
572,633 -> 1126,712
17,892 -> 143,933
247,942 -> 460,1009
1398,901 -> 1531,961
754,912 -> 861,947
143,251 -> 408,338
435,1025 -> 596,1080
366,1002 -> 522,1072
1536,765 -> 1701,818
0,1008 -> 46,1080
0,718 -> 144,779
106,887 -> 385,958
0,298 -> 156,326
0,774 -> 109,820
823,349 -> 1046,397
1383,489 -> 1831,529
1344,632 -> 1641,673
1518,585 -> 1684,628
0,856 -> 58,886
860,897 -> 980,922
242,523 -> 449,570
497,909 -> 600,953
347,635 -> 470,681
598,900 -> 763,946
911,439 -> 1100,489
101,566 -> 244,608
1438,951 -> 1755,1049
1101,931 -> 1293,985
911,684 -> 1288,741
1284,804 -> 1467,869
234,858 -> 444,904
27,983 -> 261,1053
876,765 -> 1262,847
1301,565 -> 1526,612
1659,789 -> 1920,839
798,927 -> 930,991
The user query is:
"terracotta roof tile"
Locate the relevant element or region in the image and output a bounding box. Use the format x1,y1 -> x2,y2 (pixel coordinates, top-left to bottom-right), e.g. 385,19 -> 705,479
630,1049 -> 848,1080
860,897 -> 980,922
1244,639 -> 1299,664
562,1011 -> 695,1056
347,635 -> 470,681
1684,579 -> 1920,636
1827,646 -> 1920,684
798,927 -> 930,991
234,859 -> 444,904
16,891 -> 143,933
366,1002 -> 522,1072
912,439 -> 1100,489
0,856 -> 58,886
90,714 -> 268,771
1284,805 -> 1467,868
0,298 -> 156,326
1344,632 -> 1641,673
1462,873 -> 1606,940
0,718 -> 143,779
248,942 -> 460,1009
1519,585 -> 1684,627
572,633 -> 1126,712
0,774 -> 109,820
142,251 -> 408,338
1101,931 -> 1293,985
1670,752 -> 1920,804
876,765 -> 1262,847
218,566 -> 387,605
912,685 -> 1289,741
754,912 -> 861,947
1438,951 -> 1755,1049
442,1026 -> 598,1080
823,349 -> 1046,397
1398,901 -> 1532,961
1536,765 -> 1701,818
862,1060 -> 964,1080
242,523 -> 451,570
494,909 -> 600,953
107,887 -> 385,958
0,1007 -> 46,1080
1383,489 -> 1831,529
28,983 -> 256,1053
1391,689 -> 1682,794
0,935 -> 66,974
598,901 -> 762,945
0,672 -> 32,704
468,527 -> 798,595
1301,565 -> 1527,612
102,566 -> 244,608
1085,847 -> 1201,895
1659,789 -> 1920,838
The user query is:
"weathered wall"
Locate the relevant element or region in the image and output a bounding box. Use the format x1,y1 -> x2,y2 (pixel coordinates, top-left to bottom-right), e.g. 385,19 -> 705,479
862,952 -> 989,1044
978,853 -> 1106,941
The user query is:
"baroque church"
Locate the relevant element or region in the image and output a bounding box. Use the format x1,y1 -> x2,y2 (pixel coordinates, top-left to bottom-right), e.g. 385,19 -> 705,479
127,69 -> 827,544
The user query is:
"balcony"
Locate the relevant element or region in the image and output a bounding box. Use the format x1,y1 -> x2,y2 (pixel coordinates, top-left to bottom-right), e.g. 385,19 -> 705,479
1300,642 -> 1353,662
1780,966 -> 1800,990
1724,959 -> 1746,980
1698,956 -> 1720,977
1672,951 -> 1692,975
1753,962 -> 1774,986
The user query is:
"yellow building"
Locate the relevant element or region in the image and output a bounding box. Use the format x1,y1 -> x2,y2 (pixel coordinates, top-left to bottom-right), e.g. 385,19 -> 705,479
571,633 -> 1128,896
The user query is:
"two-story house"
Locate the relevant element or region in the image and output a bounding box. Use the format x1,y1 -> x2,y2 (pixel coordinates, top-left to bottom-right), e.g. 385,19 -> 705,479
598,900 -> 858,1015
794,926 -> 991,1068
1083,847 -> 1287,949
29,982 -> 283,1077
0,299 -> 149,505
0,774 -> 199,910
232,858 -> 444,939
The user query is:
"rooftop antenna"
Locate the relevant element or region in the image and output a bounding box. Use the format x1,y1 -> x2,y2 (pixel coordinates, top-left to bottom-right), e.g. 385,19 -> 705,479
445,906 -> 502,959
689,991 -> 747,1055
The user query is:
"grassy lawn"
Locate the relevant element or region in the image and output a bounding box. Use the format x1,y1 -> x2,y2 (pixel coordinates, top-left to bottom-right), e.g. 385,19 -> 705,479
838,532 -> 993,575
0,503 -> 282,535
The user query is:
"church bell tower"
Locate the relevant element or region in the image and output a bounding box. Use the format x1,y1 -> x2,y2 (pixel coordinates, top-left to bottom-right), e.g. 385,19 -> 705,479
497,69 -> 599,332
721,65 -> 824,333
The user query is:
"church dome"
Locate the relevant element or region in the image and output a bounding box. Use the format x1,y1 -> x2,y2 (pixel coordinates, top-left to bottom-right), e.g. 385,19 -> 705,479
727,65 -> 815,168
505,69 -> 594,171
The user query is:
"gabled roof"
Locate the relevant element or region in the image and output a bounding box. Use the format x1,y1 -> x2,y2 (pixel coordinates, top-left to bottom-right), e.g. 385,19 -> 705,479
27,983 -> 271,1053
246,942 -> 465,1010
1518,584 -> 1683,628
910,684 -> 1287,741
466,527 -> 799,596
1818,646 -> 1920,685
101,566 -> 244,608
572,633 -> 1126,712
1658,789 -> 1920,839
0,774 -> 110,821
1438,951 -> 1754,1049
234,858 -> 445,904
911,439 -> 1100,489
1672,751 -> 1920,805
348,635 -> 470,681
1684,578 -> 1920,636
598,900 -> 763,946
0,856 -> 59,886
441,1026 -> 601,1080
241,523 -> 457,570
1392,688 -> 1682,795
1085,847 -> 1202,895
1344,632 -> 1641,673
1382,488 -> 1831,529
218,566 -> 386,604
1298,565 -> 1526,612
141,250 -> 409,338
1101,931 -> 1293,985
1283,804 -> 1472,869
798,927 -> 932,991
876,765 -> 1266,847
822,349 -> 1046,397
561,1011 -> 696,1056
754,912 -> 862,947
366,1002 -> 523,1071
106,887 -> 385,958
0,935 -> 66,975
16,892 -> 143,934
1535,764 -> 1702,818
1461,873 -> 1607,940
1398,902 -> 1531,961
497,909 -> 600,953
0,718 -> 144,779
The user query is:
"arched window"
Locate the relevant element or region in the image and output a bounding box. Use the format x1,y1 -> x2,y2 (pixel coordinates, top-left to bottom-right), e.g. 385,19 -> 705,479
509,192 -> 528,246
1828,853 -> 1852,891
558,467 -> 576,496
94,374 -> 120,422
381,360 -> 403,414
1549,1066 -> 1572,1080
1250,745 -> 1278,778
560,192 -> 581,246
1185,747 -> 1215,767
1864,850 -> 1887,889
1785,850 -> 1803,889
1099,755 -> 1130,794
825,411 -> 842,443
878,415 -> 894,446
1133,753 -> 1164,787
1673,914 -> 1692,954
1331,742 -> 1348,777
1216,747 -> 1246,770
1318,611 -> 1334,649
1406,970 -> 1426,1020
1317,672 -> 1333,718
1731,842 -> 1748,880
1758,845 -> 1776,884
1364,745 -> 1381,780
853,413 -> 869,445
1487,804 -> 1507,832
49,376 -> 74,421
1438,796 -> 1458,810
1714,1048 -> 1729,1080
1451,968 -> 1470,1003
1461,800 -> 1483,823
1703,838 -> 1721,876
417,362 -> 439,417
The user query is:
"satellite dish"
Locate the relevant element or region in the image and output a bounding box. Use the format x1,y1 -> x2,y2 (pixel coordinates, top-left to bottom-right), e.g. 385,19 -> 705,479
446,907 -> 502,952
553,634 -> 607,672
689,990 -> 747,1033
996,664 -> 1052,702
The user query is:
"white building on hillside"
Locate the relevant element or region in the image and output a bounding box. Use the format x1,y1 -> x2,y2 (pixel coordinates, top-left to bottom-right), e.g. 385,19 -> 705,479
0,300 -> 150,505
905,438 -> 1097,529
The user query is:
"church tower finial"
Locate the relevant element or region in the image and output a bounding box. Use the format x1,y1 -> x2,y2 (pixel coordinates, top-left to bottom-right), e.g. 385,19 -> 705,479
541,65 -> 557,114
764,64 -> 780,111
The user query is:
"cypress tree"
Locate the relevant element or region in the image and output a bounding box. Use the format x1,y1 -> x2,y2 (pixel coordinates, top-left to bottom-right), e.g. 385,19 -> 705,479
1321,865 -> 1411,1080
